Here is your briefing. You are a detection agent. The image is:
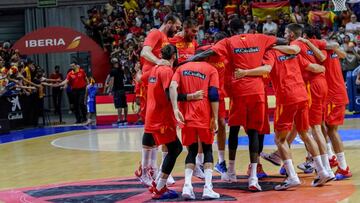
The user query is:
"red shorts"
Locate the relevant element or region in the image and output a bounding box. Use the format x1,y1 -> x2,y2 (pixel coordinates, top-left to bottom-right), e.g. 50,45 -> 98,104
307,79 -> 328,126
149,126 -> 177,146
325,102 -> 346,126
274,101 -> 309,132
218,99 -> 226,119
181,127 -> 214,146
228,94 -> 265,131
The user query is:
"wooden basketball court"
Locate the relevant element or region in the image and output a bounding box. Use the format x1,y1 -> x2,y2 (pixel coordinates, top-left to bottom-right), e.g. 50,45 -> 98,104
0,118 -> 359,202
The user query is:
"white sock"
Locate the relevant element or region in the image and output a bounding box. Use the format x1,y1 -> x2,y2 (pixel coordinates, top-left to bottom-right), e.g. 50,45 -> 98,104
204,169 -> 213,188
156,178 -> 167,191
141,148 -> 151,173
284,159 -> 297,179
336,152 -> 348,169
321,154 -> 332,172
150,147 -> 158,169
313,156 -> 326,173
250,163 -> 257,178
196,153 -> 204,165
327,142 -> 335,157
159,152 -> 168,170
185,168 -> 193,186
228,160 -> 235,173
218,150 -> 225,163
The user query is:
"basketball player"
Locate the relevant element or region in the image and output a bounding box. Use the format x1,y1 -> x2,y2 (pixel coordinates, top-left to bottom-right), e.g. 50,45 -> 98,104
195,32 -> 230,178
184,17 -> 289,191
144,44 -> 182,199
302,27 -> 352,180
135,14 -> 182,186
235,42 -> 332,190
169,61 -> 220,200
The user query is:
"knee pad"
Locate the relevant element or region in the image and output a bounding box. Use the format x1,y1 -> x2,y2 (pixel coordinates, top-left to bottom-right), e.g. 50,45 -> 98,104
142,133 -> 155,147
202,143 -> 213,163
185,143 -> 198,164
228,126 -> 240,150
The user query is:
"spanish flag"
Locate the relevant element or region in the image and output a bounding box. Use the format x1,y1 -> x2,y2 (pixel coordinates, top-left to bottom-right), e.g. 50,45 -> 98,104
252,1 -> 290,21
308,11 -> 336,28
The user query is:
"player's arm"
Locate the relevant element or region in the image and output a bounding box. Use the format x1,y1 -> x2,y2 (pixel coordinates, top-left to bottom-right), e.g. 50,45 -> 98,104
272,45 -> 300,55
325,41 -> 340,50
305,63 -> 325,73
180,49 -> 216,66
165,88 -> 204,101
140,46 -> 170,66
275,38 -> 288,45
234,65 -> 272,79
169,81 -> 185,124
209,86 -> 219,132
298,38 -> 326,62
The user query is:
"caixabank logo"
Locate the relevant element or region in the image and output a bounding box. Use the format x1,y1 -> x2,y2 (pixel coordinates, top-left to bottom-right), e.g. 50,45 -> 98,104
0,174 -> 355,202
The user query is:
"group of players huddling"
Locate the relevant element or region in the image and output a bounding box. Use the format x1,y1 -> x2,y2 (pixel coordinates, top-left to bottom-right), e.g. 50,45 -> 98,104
133,13 -> 352,200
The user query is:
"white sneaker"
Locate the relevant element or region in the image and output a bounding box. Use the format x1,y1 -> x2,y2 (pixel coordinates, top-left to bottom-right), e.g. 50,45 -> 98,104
167,174 -> 176,186
312,170 -> 331,187
182,184 -> 195,200
202,185 -> 220,199
274,176 -> 301,191
138,174 -> 153,187
260,152 -> 282,166
248,177 -> 262,191
193,164 -> 205,179
221,171 -> 237,182
327,170 -> 336,182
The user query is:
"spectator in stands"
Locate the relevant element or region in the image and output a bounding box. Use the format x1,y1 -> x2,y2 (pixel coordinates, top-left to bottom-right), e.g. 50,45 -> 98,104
109,57 -> 128,125
253,16 -> 263,33
291,5 -> 304,24
123,0 -> 138,12
50,65 -> 63,115
58,63 -> 88,124
346,14 -> 360,34
208,20 -> 219,34
263,15 -> 278,35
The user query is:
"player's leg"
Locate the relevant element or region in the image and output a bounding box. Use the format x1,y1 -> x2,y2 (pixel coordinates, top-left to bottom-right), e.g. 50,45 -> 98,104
151,138 -> 182,199
295,102 -> 331,186
182,142 -> 198,200
327,124 -> 352,180
202,142 -> 220,199
194,139 -> 205,179
135,132 -> 156,187
322,123 -> 338,168
225,125 -> 240,182
215,99 -> 227,174
274,130 -> 301,191
247,129 -> 262,191
157,145 -> 175,185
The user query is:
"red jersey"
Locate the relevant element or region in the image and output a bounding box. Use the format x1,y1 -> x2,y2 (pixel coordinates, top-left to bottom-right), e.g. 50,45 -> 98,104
290,39 -> 326,82
172,62 -> 219,128
66,68 -> 87,89
142,29 -> 169,73
263,49 -> 308,105
145,65 -> 176,131
169,35 -> 198,63
211,34 -> 277,97
198,45 -> 229,99
323,50 -> 349,105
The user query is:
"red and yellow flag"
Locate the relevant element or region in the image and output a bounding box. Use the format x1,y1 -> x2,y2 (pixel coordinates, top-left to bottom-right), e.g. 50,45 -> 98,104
308,11 -> 336,28
252,1 -> 290,21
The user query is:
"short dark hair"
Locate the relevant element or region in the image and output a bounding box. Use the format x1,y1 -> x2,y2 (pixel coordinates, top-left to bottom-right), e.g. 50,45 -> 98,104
229,17 -> 244,33
286,23 -> 303,38
303,25 -> 322,40
164,13 -> 180,24
161,44 -> 177,60
183,19 -> 198,29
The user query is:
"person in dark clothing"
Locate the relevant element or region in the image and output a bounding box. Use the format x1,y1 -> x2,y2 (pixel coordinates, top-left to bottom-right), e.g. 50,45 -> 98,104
109,57 -> 128,125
